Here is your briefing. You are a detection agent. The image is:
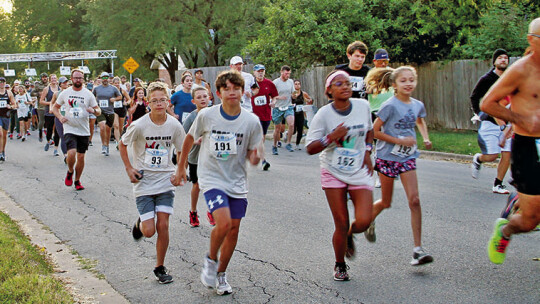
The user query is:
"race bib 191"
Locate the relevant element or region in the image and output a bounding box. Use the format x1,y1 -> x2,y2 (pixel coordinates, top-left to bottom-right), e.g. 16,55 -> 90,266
391,144 -> 417,158
113,100 -> 123,108
331,148 -> 361,173
254,96 -> 267,106
144,148 -> 169,168
99,99 -> 108,108
210,133 -> 237,161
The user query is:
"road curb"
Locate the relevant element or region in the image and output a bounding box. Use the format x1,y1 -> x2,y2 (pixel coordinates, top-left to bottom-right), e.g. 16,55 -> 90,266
0,189 -> 129,304
419,150 -> 474,162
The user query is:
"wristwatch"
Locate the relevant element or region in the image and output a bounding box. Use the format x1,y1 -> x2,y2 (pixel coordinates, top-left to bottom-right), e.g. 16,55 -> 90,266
366,143 -> 373,152
500,125 -> 506,131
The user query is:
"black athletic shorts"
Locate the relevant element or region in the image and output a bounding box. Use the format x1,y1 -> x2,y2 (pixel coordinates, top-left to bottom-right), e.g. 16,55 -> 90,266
189,163 -> 198,184
97,113 -> 115,128
64,133 -> 90,153
260,120 -> 271,135
511,134 -> 540,195
114,107 -> 127,118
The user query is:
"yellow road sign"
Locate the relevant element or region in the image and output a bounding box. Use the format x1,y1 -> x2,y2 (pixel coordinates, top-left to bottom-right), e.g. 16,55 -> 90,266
123,57 -> 139,74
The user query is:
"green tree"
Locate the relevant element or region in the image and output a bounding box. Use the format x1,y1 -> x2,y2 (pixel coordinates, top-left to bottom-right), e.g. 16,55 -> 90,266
82,0 -> 265,81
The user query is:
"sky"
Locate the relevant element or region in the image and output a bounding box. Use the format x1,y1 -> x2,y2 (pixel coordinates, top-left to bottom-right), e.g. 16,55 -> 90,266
0,0 -> 11,13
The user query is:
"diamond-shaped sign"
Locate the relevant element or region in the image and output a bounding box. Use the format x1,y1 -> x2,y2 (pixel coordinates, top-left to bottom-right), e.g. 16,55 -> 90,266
123,57 -> 139,74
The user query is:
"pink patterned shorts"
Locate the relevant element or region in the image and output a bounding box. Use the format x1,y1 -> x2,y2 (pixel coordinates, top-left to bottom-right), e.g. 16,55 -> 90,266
375,158 -> 416,178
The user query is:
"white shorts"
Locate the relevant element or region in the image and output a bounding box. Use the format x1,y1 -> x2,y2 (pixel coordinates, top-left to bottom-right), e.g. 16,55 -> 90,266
478,120 -> 511,154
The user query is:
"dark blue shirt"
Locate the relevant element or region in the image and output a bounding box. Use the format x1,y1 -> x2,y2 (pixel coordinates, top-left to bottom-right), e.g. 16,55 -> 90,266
170,90 -> 195,124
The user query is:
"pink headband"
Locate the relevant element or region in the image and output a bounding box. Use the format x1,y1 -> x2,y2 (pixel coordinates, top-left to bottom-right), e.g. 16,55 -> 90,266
325,71 -> 350,89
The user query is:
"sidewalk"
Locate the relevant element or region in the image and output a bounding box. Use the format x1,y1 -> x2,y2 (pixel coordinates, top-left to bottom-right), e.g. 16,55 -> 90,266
0,190 -> 129,304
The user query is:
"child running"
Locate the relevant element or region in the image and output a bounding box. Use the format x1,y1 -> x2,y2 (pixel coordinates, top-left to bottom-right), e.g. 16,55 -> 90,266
119,82 -> 186,284
367,66 -> 434,266
306,70 -> 374,281
15,85 -> 33,142
182,86 -> 215,227
178,69 -> 263,295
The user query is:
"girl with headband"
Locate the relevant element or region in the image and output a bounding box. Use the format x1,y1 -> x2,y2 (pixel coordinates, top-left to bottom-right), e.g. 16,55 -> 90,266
306,70 -> 374,281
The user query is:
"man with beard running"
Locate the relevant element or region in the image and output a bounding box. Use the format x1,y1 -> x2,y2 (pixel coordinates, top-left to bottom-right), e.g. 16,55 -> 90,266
52,69 -> 101,190
470,49 -> 512,194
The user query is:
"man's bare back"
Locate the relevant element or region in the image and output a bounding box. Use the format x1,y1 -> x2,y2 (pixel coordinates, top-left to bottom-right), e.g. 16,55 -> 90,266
481,18 -> 540,136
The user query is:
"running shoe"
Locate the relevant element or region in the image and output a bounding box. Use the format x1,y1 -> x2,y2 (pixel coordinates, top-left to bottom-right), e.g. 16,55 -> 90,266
262,160 -> 270,171
201,254 -> 218,288
0,153 -> 5,162
471,153 -> 481,179
153,265 -> 173,284
345,235 -> 355,259
44,140 -> 52,151
132,218 -> 143,240
272,146 -> 278,155
65,170 -> 73,186
189,211 -> 200,227
88,141 -> 93,146
105,146 -> 110,156
101,145 -> 106,154
21,135 -> 26,142
216,272 -> 232,295
364,221 -> 376,243
493,184 -> 510,194
8,133 -> 12,140
53,149 -> 59,156
26,130 -> 30,136
16,133 -> 21,139
207,211 -> 216,226
39,135 -> 43,142
374,175 -> 381,188
410,248 -> 434,266
487,218 -> 510,264
277,141 -> 282,148
501,192 -> 519,219
286,143 -> 294,152
296,144 -> 301,150
74,180 -> 85,191
333,262 -> 350,281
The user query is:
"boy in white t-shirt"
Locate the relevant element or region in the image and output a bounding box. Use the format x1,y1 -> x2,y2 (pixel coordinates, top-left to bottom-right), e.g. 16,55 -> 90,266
119,82 -> 186,284
178,70 -> 263,295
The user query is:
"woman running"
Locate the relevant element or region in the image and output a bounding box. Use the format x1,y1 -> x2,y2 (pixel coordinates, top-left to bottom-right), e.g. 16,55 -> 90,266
49,77 -> 70,160
112,76 -> 131,149
128,87 -> 147,124
291,80 -> 313,150
367,66 -> 434,266
306,70 -> 374,281
15,85 -> 33,141
40,74 -> 59,153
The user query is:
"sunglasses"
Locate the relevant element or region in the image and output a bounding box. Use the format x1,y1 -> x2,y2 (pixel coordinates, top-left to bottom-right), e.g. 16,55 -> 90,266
101,76 -> 109,79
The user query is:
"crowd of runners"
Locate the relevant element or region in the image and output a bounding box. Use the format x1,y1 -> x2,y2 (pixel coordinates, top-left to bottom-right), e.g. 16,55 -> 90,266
0,17 -> 538,295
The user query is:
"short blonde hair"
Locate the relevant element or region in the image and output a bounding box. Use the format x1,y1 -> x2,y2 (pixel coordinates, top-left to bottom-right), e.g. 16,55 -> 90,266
191,86 -> 208,97
147,81 -> 169,98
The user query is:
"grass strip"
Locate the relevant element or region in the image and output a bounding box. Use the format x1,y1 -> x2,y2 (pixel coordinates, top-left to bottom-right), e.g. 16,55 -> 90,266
0,211 -> 73,303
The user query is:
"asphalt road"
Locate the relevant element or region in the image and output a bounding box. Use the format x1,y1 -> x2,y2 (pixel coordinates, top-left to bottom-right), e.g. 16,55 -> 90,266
0,132 -> 538,303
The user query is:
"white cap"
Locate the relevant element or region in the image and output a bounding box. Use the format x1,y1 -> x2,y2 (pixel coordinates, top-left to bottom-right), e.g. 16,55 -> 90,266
230,56 -> 243,65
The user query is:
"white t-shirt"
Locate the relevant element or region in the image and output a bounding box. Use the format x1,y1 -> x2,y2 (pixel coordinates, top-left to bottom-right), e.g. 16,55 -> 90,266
189,105 -> 263,198
241,72 -> 255,112
306,99 -> 373,185
56,87 -> 98,136
121,114 -> 186,197
15,93 -> 32,117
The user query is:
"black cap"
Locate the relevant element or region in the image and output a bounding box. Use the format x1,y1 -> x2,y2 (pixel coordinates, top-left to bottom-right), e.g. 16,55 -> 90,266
492,49 -> 508,65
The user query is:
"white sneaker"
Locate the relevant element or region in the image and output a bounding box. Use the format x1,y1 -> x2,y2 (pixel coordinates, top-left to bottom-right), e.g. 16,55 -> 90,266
201,254 -> 218,288
471,153 -> 481,179
101,145 -> 106,154
374,175 -> 381,188
493,184 -> 510,194
216,272 -> 232,295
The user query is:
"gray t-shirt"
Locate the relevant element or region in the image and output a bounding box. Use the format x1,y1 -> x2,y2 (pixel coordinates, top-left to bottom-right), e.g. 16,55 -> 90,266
93,84 -> 120,114
183,109 -> 201,164
375,96 -> 426,162
189,105 -> 263,198
272,77 -> 295,110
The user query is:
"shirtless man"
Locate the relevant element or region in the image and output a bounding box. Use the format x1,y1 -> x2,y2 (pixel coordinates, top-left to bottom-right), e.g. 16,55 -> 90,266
482,17 -> 540,264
